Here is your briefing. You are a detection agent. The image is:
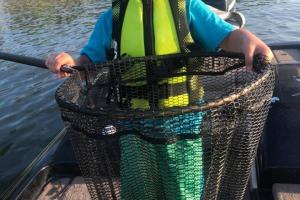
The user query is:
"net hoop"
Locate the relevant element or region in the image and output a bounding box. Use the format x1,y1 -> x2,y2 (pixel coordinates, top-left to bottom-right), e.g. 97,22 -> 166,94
55,52 -> 274,119
55,52 -> 275,200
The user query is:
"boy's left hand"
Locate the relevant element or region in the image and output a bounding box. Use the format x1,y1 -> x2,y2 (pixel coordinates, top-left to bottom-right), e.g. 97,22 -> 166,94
239,30 -> 273,70
221,28 -> 274,71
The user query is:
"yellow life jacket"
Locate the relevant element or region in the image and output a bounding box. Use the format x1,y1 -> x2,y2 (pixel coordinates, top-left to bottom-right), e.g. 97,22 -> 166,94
111,0 -> 203,109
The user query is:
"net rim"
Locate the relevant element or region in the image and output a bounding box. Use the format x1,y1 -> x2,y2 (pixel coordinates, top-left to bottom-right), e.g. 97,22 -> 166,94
55,52 -> 274,119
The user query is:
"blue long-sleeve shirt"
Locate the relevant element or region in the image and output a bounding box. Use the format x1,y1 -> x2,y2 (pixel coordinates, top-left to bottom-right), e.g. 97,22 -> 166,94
81,0 -> 235,63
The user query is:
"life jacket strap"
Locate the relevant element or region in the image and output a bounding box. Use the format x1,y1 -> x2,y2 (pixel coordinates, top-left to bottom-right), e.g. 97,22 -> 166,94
111,0 -> 129,59
168,0 -> 195,52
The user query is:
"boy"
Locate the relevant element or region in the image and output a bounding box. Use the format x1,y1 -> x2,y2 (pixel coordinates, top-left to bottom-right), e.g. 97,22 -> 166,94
47,0 -> 273,199
46,1 -> 273,76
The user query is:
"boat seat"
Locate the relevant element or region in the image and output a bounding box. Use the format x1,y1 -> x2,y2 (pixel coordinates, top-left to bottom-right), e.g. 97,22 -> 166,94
209,5 -> 246,28
203,0 -> 236,12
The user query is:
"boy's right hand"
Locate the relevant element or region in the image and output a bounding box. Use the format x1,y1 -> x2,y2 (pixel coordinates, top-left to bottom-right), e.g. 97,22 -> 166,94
45,52 -> 76,78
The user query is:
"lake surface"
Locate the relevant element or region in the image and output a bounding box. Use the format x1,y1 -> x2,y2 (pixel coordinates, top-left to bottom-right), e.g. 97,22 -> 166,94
0,0 -> 299,194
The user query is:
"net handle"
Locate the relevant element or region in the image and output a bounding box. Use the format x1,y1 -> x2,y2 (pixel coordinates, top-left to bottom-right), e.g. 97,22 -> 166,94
72,52 -> 269,76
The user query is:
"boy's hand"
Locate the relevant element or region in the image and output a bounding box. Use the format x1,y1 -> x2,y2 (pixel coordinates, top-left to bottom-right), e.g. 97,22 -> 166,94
45,52 -> 76,78
221,28 -> 274,71
239,30 -> 273,70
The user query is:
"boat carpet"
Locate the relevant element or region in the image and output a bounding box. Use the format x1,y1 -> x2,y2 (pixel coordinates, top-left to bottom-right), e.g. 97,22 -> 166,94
37,176 -> 91,200
273,183 -> 300,200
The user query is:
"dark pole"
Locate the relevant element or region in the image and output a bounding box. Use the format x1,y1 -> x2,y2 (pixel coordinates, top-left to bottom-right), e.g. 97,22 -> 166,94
0,52 -> 46,69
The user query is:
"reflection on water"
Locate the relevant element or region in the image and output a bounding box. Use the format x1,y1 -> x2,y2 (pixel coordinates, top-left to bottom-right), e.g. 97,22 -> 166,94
2,0 -> 108,29
0,0 -> 110,55
0,0 -> 110,193
0,0 -> 299,195
237,0 -> 287,7
0,143 -> 13,157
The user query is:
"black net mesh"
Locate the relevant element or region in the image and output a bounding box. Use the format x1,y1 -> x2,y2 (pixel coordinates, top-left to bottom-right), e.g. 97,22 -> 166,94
55,52 -> 275,200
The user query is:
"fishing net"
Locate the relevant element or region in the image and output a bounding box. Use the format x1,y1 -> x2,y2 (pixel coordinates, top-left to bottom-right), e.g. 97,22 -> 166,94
55,52 -> 275,200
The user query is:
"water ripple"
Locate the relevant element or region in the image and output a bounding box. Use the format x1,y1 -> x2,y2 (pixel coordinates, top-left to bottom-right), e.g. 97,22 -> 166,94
237,0 -> 300,43
0,0 -> 110,192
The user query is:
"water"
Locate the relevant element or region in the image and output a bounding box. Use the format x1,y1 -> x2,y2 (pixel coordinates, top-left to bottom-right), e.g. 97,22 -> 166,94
236,0 -> 300,43
0,0 -> 110,193
0,0 -> 299,194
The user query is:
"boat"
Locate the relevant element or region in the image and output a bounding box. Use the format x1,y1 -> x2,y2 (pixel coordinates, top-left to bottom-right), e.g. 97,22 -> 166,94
2,44 -> 300,200
1,3 -> 300,200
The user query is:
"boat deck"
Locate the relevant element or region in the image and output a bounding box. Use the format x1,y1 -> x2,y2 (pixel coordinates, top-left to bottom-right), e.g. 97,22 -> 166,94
38,179 -> 300,200
273,184 -> 300,200
37,177 -> 91,200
